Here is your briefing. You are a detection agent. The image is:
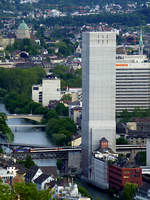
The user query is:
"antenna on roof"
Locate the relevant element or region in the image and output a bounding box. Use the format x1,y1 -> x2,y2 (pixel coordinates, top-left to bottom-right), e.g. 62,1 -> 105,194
139,29 -> 144,55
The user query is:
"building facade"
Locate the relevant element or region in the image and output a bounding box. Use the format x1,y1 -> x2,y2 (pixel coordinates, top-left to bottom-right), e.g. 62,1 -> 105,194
82,32 -> 116,178
116,55 -> 150,112
32,75 -> 61,107
91,157 -> 108,190
146,138 -> 150,166
109,164 -> 142,191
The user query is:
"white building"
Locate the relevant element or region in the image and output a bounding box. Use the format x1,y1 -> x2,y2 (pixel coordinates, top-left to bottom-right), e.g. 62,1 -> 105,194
53,182 -> 90,200
90,141 -> 118,190
82,32 -> 116,178
146,138 -> 150,166
0,166 -> 17,183
116,54 -> 150,112
32,75 -> 61,107
91,157 -> 108,189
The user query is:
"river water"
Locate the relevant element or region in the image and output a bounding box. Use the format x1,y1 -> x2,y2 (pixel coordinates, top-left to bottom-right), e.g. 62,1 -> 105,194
0,103 -> 115,200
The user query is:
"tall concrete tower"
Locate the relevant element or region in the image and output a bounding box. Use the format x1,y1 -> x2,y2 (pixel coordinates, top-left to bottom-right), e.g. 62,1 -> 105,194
82,32 -> 116,178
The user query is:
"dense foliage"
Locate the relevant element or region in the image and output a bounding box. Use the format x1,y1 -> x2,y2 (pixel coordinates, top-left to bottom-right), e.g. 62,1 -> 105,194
51,65 -> 81,88
123,182 -> 137,200
0,182 -> 52,200
0,68 -> 76,146
46,117 -> 77,145
17,155 -> 35,169
0,113 -> 14,142
78,186 -> 93,200
0,67 -> 46,97
116,137 -> 128,145
6,39 -> 41,56
120,107 -> 150,123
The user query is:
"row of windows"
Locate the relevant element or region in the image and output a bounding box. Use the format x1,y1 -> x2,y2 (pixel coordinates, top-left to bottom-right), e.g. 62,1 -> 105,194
116,81 -> 150,83
117,103 -> 150,105
116,105 -> 149,108
116,73 -> 150,76
116,93 -> 150,96
117,88 -> 150,90
116,78 -> 150,80
116,100 -> 150,102
116,68 -> 150,71
116,84 -> 150,87
116,96 -> 149,100
116,72 -> 150,75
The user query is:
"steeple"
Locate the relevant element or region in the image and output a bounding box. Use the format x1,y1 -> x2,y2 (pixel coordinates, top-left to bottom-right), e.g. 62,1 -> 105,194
139,29 -> 144,55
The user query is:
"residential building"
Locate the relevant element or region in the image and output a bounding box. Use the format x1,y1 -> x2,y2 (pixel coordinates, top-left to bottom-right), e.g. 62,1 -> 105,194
116,54 -> 150,112
53,178 -> 90,200
90,138 -> 118,190
32,74 -> 61,107
0,35 -> 15,49
34,174 -> 54,190
82,31 -> 116,178
109,164 -> 142,191
71,135 -> 81,147
69,106 -> 82,128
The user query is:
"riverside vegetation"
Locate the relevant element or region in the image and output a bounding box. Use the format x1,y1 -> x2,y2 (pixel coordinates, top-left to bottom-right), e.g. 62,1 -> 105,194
0,67 -> 77,146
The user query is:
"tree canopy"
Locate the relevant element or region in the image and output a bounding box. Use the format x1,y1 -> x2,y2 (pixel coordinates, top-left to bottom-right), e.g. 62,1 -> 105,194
123,182 -> 137,200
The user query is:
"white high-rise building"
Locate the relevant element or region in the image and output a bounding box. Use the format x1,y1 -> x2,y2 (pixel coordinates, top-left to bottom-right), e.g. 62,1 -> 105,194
82,32 -> 116,178
116,54 -> 150,112
32,75 -> 61,107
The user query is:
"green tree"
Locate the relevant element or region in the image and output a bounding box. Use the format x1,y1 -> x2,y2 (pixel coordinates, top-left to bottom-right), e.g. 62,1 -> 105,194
0,182 -> 16,200
120,109 -> 131,122
61,94 -> 72,101
123,182 -> 137,200
24,155 -> 35,168
52,133 -> 66,145
55,103 -> 68,116
116,137 -> 128,145
78,186 -> 93,199
14,182 -> 51,200
56,159 -> 62,170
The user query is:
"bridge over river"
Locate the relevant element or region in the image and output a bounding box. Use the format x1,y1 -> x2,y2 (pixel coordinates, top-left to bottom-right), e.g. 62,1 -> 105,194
9,124 -> 46,128
7,114 -> 43,122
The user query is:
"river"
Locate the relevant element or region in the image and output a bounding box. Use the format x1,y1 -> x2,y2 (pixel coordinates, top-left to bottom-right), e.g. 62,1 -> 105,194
0,103 -> 115,200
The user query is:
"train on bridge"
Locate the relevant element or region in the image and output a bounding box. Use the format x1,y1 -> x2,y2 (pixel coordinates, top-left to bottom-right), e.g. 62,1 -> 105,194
13,146 -> 81,153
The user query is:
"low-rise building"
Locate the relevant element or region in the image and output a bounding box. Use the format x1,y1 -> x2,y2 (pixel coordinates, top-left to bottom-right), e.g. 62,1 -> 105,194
53,178 -> 90,200
109,164 -> 142,191
71,135 -> 81,147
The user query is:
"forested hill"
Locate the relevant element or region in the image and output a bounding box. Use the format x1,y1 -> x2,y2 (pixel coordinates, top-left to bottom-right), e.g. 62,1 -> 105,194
0,0 -> 150,12
29,7 -> 150,27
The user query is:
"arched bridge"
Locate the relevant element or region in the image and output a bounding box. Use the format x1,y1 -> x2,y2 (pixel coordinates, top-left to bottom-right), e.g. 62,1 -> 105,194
7,114 -> 43,122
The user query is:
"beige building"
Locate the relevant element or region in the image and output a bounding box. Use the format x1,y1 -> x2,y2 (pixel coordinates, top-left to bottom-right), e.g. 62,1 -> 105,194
71,135 -> 81,147
0,35 -> 15,49
32,75 -> 61,107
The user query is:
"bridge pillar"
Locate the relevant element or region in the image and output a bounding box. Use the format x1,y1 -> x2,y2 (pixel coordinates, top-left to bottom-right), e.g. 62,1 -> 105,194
68,151 -> 81,173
